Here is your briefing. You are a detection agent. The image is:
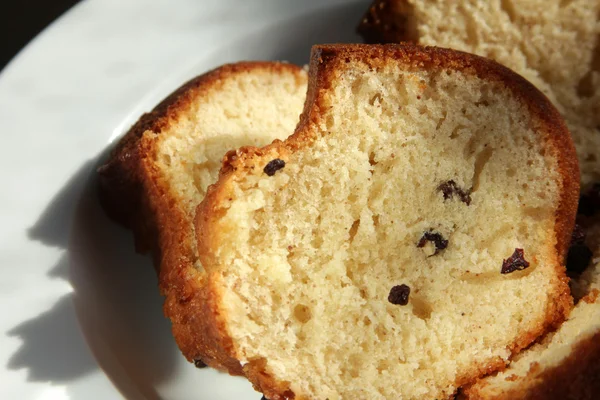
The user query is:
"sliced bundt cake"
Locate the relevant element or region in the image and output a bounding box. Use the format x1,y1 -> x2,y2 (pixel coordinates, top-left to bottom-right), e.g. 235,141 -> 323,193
194,44 -> 579,399
357,0 -> 600,187
97,62 -> 307,368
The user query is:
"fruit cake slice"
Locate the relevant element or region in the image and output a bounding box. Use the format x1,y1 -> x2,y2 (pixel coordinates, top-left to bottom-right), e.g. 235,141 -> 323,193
357,0 -> 600,188
463,216 -> 600,400
97,62 -> 307,369
356,2 -> 600,397
194,44 -> 579,399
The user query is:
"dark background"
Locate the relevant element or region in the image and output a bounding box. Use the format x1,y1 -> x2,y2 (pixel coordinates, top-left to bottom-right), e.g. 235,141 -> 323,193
1,0 -> 81,72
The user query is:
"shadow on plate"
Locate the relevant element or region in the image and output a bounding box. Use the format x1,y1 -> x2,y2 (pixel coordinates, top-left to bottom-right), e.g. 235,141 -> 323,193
6,1 -> 369,399
6,257 -> 96,383
69,155 -> 178,400
8,155 -> 178,400
7,162 -> 99,384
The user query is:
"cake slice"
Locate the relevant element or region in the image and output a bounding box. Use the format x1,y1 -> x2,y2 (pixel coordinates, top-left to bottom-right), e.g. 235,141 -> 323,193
463,216 -> 600,400
357,0 -> 600,188
356,2 -> 600,397
194,44 -> 579,399
97,62 -> 307,369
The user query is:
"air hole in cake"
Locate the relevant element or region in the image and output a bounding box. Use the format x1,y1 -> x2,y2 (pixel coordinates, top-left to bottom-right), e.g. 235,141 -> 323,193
348,191 -> 359,204
372,215 -> 380,228
349,219 -> 360,242
351,76 -> 365,95
368,151 -> 377,166
523,207 -> 545,220
435,111 -> 447,130
325,115 -> 335,131
411,295 -> 433,320
294,304 -> 312,323
464,135 -> 477,157
359,288 -> 368,299
471,146 -> 494,192
296,331 -> 306,342
369,92 -> 383,106
349,354 -> 362,378
346,269 -> 355,282
514,313 -> 524,323
162,154 -> 172,167
375,325 -> 388,341
311,215 -> 324,248
500,0 -> 517,22
377,359 -> 390,373
559,0 -> 575,8
449,124 -> 465,139
360,341 -> 370,353
192,163 -> 211,195
464,12 -> 479,45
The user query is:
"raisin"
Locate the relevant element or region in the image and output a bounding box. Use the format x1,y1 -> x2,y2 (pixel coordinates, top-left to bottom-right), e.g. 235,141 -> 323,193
501,248 -> 530,274
263,159 -> 286,176
578,183 -> 600,216
438,180 -> 472,205
388,284 -> 410,305
261,396 -> 268,400
417,230 -> 449,255
193,359 -> 207,368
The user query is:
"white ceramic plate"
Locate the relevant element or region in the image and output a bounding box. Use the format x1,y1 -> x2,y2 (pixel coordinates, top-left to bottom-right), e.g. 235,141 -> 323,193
0,0 -> 366,398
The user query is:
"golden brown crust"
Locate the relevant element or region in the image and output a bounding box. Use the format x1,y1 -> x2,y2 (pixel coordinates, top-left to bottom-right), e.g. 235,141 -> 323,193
463,330 -> 600,400
583,288 -> 600,304
97,61 -> 307,374
196,44 -> 579,399
243,359 -> 297,400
